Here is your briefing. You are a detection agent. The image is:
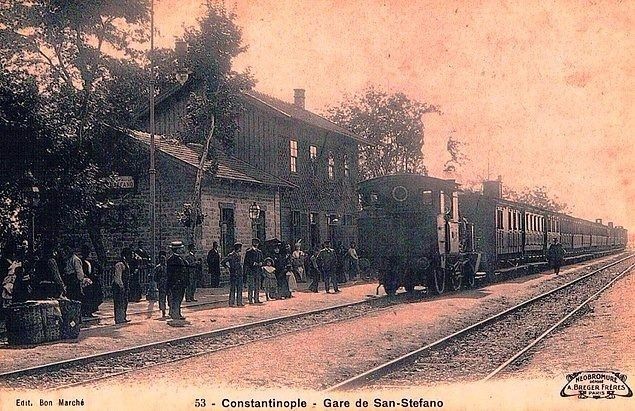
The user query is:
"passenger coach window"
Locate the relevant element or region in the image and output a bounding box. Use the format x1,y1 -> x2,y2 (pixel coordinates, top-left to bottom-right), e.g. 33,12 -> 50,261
421,190 -> 433,205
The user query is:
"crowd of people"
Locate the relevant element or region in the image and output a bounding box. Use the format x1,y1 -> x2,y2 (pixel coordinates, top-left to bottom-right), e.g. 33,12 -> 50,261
0,239 -> 105,321
1,236 -> 361,326
150,238 -> 362,321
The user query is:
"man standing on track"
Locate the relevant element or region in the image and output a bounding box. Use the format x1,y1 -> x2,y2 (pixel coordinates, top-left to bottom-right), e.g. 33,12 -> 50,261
547,238 -> 565,274
166,241 -> 188,320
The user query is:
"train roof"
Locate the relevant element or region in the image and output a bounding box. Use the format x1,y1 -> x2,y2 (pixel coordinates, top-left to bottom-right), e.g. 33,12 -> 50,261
359,173 -> 459,190
460,191 -> 622,229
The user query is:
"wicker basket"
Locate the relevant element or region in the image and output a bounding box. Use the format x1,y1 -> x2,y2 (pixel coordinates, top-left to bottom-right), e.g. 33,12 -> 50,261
58,299 -> 82,339
6,301 -> 62,345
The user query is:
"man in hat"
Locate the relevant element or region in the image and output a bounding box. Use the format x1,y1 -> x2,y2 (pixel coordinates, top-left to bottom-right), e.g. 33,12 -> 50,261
243,238 -> 264,304
547,238 -> 565,274
221,242 -> 244,307
184,243 -> 198,302
317,241 -> 339,293
166,241 -> 188,320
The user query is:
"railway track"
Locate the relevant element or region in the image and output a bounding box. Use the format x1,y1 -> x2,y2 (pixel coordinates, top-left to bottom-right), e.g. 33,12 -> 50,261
0,252 -> 628,391
0,287 -> 432,391
325,253 -> 635,391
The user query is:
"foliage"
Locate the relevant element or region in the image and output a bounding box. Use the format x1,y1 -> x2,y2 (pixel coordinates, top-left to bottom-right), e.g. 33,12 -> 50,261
504,185 -> 568,213
180,0 -> 255,149
0,1 -> 150,262
175,1 -> 254,241
444,132 -> 468,173
327,86 -> 440,179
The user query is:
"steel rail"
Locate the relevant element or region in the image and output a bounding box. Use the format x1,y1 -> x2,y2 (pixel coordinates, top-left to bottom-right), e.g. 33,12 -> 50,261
0,298 -> 372,382
483,259 -> 635,381
0,251 -> 627,388
324,253 -> 635,392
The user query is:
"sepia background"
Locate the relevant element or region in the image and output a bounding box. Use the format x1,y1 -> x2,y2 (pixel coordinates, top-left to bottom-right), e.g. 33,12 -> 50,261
150,0 -> 633,233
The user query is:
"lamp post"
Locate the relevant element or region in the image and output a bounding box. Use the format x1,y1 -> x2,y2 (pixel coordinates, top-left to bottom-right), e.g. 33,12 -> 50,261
28,185 -> 40,251
249,202 -> 261,240
149,0 -> 157,269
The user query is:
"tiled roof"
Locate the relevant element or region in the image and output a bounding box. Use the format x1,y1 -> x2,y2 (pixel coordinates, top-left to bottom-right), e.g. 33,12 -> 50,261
242,90 -> 367,144
138,80 -> 367,144
120,128 -> 296,189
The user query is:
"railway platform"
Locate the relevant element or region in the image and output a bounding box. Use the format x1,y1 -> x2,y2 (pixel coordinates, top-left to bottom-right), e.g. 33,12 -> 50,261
0,253 -> 623,377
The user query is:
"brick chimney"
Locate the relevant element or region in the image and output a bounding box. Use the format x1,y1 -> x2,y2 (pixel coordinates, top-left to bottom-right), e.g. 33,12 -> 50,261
294,89 -> 305,109
482,176 -> 503,199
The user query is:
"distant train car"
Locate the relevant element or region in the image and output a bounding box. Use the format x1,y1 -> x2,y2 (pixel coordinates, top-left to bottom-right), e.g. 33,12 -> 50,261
357,174 -> 627,295
357,174 -> 479,295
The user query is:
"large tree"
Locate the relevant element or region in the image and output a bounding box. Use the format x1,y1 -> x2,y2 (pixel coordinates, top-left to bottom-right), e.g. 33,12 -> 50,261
0,0 -> 149,264
504,185 -> 568,213
327,86 -> 441,179
176,1 -> 254,242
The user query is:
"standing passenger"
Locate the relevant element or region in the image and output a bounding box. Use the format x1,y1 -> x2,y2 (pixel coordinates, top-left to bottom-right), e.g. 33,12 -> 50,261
62,244 -> 85,303
307,248 -> 321,293
262,258 -> 277,300
317,241 -> 339,293
166,241 -> 188,320
154,251 -> 168,318
244,239 -> 263,304
221,242 -> 244,307
112,248 -> 132,324
185,243 -> 198,302
547,238 -> 565,274
207,241 -> 221,288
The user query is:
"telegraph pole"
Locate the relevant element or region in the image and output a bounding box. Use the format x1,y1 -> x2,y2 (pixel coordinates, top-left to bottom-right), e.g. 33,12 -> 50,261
149,0 -> 157,268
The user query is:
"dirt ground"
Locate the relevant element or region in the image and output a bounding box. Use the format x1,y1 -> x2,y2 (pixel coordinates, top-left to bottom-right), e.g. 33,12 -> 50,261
80,255 -> 632,391
511,263 -> 635,378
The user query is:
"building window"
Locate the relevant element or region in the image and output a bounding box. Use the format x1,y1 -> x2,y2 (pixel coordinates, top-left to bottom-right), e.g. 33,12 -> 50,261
290,140 -> 298,173
343,155 -> 350,177
497,209 -> 504,230
327,151 -> 335,180
219,205 -> 235,256
310,145 -> 317,160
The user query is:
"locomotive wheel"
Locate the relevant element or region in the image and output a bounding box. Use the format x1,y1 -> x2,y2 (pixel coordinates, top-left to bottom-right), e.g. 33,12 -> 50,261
449,266 -> 462,292
428,267 -> 445,295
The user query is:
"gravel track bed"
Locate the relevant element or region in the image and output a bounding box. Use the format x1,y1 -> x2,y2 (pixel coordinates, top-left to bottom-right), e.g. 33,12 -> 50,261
370,257 -> 635,388
0,290 -> 428,390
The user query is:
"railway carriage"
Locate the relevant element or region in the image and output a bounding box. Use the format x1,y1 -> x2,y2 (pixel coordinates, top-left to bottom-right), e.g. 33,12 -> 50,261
357,174 -> 628,295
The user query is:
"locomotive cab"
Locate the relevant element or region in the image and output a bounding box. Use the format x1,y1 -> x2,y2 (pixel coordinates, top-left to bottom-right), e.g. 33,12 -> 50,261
358,174 -> 477,295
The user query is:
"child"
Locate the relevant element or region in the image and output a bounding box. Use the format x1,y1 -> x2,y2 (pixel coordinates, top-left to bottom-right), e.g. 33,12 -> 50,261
285,263 -> 297,296
262,258 -> 277,301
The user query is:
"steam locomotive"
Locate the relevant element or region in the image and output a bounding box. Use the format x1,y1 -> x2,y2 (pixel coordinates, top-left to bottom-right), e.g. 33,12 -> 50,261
357,174 -> 628,295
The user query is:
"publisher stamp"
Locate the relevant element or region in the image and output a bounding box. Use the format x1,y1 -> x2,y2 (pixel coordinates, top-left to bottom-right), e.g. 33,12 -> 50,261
560,371 -> 633,399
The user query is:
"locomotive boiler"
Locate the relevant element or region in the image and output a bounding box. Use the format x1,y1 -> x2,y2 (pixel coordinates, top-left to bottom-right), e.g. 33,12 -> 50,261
357,174 -> 479,295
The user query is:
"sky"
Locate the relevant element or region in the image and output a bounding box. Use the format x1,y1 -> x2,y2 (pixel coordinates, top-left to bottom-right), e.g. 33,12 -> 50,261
152,0 -> 633,233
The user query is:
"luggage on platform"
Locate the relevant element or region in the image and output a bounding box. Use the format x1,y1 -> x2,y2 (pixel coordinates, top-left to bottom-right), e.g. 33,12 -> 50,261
6,300 -> 62,345
58,299 -> 82,339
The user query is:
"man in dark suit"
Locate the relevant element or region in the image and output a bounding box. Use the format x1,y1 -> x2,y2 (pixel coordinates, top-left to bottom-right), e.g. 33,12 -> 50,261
243,239 -> 264,304
166,241 -> 188,320
317,241 -> 339,293
206,241 -> 221,288
221,242 -> 243,307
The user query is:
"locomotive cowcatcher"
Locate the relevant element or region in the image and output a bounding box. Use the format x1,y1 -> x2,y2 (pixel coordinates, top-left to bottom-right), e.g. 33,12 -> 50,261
357,174 -> 478,295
